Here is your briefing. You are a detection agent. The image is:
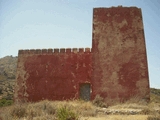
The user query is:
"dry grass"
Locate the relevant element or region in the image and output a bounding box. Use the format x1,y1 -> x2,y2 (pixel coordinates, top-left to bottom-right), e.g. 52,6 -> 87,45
0,100 -> 97,120
0,92 -> 160,120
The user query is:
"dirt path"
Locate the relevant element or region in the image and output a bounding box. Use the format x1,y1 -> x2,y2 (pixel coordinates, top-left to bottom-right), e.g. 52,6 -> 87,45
81,115 -> 148,120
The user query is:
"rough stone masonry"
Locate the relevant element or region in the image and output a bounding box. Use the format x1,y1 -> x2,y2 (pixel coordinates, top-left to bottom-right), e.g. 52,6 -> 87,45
14,6 -> 150,103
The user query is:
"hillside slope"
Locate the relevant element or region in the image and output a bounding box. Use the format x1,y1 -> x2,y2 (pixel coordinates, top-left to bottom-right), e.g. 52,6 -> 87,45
0,56 -> 17,80
0,56 -> 17,99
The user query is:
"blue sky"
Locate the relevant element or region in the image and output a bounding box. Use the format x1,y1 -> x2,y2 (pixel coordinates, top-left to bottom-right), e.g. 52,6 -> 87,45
0,0 -> 160,88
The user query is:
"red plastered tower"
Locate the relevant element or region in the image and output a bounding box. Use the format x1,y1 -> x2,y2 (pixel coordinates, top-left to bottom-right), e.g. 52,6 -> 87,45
91,6 -> 150,102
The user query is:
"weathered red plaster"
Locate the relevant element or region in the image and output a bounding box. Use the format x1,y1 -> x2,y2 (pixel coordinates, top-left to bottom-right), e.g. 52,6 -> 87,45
15,6 -> 150,103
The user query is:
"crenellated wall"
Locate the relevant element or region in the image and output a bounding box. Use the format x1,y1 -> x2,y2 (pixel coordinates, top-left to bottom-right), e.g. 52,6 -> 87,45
15,48 -> 92,102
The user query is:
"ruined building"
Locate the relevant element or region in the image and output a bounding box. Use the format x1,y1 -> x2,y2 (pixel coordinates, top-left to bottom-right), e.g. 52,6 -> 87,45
14,6 -> 150,103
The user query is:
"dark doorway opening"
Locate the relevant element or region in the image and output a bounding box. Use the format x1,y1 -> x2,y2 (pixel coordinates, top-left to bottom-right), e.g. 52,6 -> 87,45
79,83 -> 91,101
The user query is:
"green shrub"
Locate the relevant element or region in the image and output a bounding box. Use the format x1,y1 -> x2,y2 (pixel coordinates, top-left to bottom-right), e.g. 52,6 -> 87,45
56,106 -> 78,120
0,98 -> 13,107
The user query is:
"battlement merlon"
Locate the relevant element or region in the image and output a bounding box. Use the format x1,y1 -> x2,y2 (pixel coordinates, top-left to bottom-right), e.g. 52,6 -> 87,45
18,48 -> 92,55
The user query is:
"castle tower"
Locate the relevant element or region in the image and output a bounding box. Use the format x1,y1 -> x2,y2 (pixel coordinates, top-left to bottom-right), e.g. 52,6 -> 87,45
92,6 -> 150,102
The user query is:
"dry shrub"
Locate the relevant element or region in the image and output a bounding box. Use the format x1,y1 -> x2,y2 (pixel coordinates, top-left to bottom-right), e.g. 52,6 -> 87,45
10,104 -> 27,118
150,88 -> 160,102
0,112 -> 12,120
124,95 -> 149,105
32,100 -> 56,115
78,101 -> 94,110
140,107 -> 152,115
26,104 -> 43,119
45,103 -> 56,115
25,100 -> 56,119
92,95 -> 107,107
77,101 -> 97,117
0,100 -> 57,120
147,115 -> 160,120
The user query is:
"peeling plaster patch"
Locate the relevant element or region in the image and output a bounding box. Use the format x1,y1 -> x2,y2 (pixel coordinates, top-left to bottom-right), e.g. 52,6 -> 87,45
110,72 -> 119,84
118,19 -> 128,28
136,79 -> 149,96
123,39 -> 135,48
71,72 -> 75,78
36,70 -> 38,75
107,13 -> 110,17
76,63 -> 79,69
24,92 -> 29,98
83,63 -> 86,67
46,64 -> 48,68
